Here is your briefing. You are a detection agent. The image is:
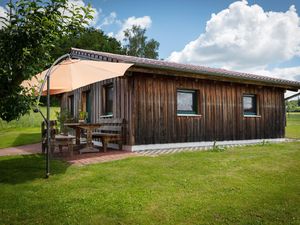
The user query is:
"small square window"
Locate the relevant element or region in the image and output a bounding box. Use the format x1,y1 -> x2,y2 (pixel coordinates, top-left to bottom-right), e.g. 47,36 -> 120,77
243,94 -> 257,116
104,84 -> 113,115
177,89 -> 198,114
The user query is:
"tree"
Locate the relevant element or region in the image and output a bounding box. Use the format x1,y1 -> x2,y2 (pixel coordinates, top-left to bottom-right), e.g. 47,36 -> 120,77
0,0 -> 94,121
286,100 -> 298,112
123,25 -> 159,59
51,27 -> 124,59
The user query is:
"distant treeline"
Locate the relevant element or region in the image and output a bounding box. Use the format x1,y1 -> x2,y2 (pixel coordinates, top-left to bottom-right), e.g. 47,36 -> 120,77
286,99 -> 300,112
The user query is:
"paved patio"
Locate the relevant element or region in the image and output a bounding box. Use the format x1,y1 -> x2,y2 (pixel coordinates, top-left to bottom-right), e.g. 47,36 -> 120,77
0,143 -> 140,165
60,150 -> 139,166
0,143 -> 41,157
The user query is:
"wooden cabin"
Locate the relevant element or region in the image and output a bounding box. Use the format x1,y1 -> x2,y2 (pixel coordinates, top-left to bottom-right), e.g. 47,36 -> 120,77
60,47 -> 300,150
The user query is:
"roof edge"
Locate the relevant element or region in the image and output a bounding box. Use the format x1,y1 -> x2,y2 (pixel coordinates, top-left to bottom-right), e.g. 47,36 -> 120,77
70,47 -> 300,91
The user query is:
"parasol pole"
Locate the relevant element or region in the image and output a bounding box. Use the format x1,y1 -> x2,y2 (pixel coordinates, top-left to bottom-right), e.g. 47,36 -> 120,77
34,53 -> 70,178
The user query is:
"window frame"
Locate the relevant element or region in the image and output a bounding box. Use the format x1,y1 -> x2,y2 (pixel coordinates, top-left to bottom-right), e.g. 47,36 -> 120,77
176,89 -> 198,115
243,94 -> 259,116
103,84 -> 114,116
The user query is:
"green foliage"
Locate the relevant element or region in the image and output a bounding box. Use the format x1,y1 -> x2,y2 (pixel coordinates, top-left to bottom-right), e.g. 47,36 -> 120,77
286,100 -> 299,112
0,142 -> 300,224
51,27 -> 125,59
124,25 -> 160,59
55,109 -> 72,133
0,0 -> 93,122
78,111 -> 88,120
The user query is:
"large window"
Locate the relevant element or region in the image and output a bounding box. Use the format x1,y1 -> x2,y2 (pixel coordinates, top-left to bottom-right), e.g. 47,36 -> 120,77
104,84 -> 113,115
243,94 -> 257,116
177,89 -> 198,115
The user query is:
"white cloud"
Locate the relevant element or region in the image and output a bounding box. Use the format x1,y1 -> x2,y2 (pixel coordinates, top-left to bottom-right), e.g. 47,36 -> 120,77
99,11 -> 118,28
167,0 -> 300,71
64,0 -> 99,26
246,66 -> 300,81
114,16 -> 152,42
0,6 -> 8,29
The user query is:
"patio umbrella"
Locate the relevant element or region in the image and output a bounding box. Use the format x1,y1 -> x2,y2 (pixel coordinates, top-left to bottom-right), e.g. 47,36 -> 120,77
22,55 -> 133,178
22,58 -> 133,95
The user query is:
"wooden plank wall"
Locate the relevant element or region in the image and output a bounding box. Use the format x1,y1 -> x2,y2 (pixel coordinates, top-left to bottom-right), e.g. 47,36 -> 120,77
60,72 -> 286,146
60,76 -> 135,145
132,73 -> 285,145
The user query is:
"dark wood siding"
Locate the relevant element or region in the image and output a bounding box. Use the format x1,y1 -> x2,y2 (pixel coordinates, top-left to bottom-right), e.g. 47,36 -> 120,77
61,72 -> 286,146
61,76 -> 135,145
131,73 -> 285,145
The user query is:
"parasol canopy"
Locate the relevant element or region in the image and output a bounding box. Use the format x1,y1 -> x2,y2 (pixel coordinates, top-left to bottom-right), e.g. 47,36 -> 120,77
22,59 -> 133,95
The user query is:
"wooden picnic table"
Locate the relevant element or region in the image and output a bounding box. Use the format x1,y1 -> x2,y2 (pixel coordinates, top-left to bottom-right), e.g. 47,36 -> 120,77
64,123 -> 102,154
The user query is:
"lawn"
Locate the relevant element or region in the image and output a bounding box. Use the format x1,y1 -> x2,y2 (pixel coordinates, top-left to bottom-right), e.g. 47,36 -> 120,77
0,142 -> 299,224
286,112 -> 300,139
0,107 -> 59,149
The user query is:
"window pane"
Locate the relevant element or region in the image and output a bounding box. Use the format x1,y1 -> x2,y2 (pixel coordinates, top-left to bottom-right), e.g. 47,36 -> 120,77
243,96 -> 253,110
243,95 -> 257,115
177,92 -> 194,111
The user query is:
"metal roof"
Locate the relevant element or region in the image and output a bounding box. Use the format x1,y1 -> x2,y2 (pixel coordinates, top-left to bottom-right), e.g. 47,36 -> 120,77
71,47 -> 300,90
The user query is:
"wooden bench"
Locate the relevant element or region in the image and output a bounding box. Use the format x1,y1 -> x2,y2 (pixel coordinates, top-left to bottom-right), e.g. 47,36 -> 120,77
92,118 -> 125,152
53,134 -> 76,156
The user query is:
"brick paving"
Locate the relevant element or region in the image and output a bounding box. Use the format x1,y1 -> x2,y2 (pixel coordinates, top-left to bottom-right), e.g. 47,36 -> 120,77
62,150 -> 140,165
0,143 -> 41,157
0,143 -> 139,165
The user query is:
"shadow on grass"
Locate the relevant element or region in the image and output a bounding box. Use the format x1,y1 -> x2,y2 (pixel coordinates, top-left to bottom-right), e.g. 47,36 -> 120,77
12,132 -> 41,147
0,154 -> 69,184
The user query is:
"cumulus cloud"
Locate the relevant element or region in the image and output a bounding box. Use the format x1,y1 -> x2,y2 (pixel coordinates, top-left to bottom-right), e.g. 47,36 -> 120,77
114,16 -> 152,42
99,11 -> 118,28
167,0 -> 300,71
247,66 -> 300,81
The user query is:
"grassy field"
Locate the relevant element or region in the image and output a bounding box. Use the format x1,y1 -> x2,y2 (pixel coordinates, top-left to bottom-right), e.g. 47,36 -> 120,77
0,142 -> 299,224
286,112 -> 300,139
0,107 -> 59,149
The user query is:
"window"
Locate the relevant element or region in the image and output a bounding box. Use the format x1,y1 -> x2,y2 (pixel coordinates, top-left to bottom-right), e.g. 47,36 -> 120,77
104,84 -> 113,115
177,89 -> 198,114
243,94 -> 257,116
68,95 -> 74,117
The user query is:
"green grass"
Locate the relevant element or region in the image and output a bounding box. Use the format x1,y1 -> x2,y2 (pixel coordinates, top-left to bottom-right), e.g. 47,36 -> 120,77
0,107 -> 59,149
0,142 -> 299,224
0,127 -> 41,148
0,107 -> 59,129
286,112 -> 300,139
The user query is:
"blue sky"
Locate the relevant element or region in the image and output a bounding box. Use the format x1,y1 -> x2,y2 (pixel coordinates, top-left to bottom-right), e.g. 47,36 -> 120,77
1,0 -> 300,83
93,0 -> 300,58
88,0 -> 300,83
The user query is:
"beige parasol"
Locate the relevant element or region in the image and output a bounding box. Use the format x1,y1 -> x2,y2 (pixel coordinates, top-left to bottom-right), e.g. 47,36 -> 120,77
22,59 -> 133,95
